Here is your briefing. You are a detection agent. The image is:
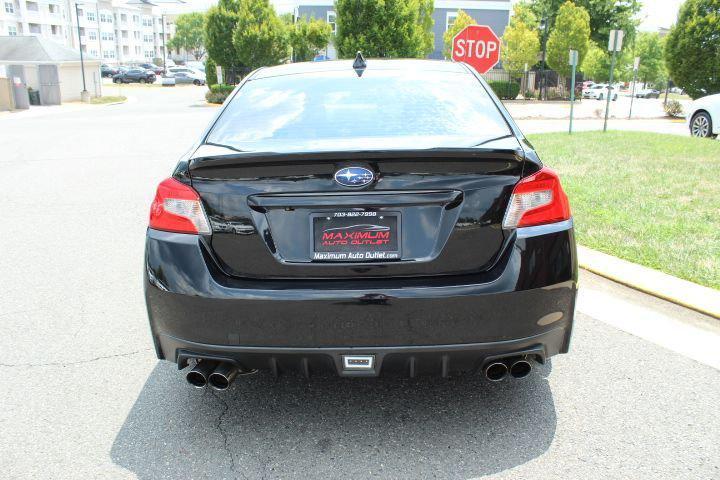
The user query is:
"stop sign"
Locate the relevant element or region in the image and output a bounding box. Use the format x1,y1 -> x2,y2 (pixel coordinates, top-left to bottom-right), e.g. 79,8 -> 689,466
452,25 -> 501,74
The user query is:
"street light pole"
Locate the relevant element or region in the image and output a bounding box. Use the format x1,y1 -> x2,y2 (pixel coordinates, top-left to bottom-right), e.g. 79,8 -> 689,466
161,14 -> 166,74
74,2 -> 89,101
629,56 -> 640,119
603,29 -> 623,132
539,17 -> 548,101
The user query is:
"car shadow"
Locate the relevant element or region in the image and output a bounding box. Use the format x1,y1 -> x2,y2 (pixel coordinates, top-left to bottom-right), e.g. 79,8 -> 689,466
111,361 -> 556,479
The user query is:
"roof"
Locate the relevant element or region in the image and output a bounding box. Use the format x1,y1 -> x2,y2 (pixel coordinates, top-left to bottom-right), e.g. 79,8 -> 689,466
0,36 -> 99,63
251,59 -> 468,80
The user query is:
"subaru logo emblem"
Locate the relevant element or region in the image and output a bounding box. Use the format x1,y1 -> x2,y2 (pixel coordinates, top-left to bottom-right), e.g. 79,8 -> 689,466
334,167 -> 374,187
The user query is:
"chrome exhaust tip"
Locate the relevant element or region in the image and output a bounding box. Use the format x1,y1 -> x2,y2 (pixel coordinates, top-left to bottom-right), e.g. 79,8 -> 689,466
484,361 -> 509,382
208,363 -> 239,391
509,359 -> 532,379
186,360 -> 219,388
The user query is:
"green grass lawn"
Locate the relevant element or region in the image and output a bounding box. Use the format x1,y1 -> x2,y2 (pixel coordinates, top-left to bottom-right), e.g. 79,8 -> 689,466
527,131 -> 720,289
90,95 -> 127,104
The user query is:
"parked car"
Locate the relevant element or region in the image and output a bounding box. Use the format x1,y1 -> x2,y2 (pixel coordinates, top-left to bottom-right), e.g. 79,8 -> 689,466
582,83 -> 617,101
137,63 -> 164,75
144,59 -> 578,390
101,64 -> 119,77
112,68 -> 156,84
635,88 -> 660,99
168,66 -> 206,79
185,60 -> 205,73
686,93 -> 720,138
166,70 -> 206,85
581,80 -> 595,89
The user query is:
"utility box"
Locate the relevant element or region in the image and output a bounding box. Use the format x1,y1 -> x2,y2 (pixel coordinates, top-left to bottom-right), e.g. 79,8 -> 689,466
8,64 -> 29,110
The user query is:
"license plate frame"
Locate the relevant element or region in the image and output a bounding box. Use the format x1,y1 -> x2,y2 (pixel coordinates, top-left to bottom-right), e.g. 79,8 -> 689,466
311,211 -> 401,262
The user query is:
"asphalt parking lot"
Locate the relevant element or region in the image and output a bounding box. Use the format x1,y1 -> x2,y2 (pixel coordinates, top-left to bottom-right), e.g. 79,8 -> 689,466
1,87 -> 719,479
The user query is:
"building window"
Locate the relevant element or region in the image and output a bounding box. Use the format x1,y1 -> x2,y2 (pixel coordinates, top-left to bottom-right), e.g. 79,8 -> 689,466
120,13 -> 127,22
326,11 -> 336,34
121,30 -> 128,38
51,24 -> 60,35
101,31 -> 114,41
446,12 -> 458,32
26,1 -> 38,11
133,31 -> 140,40
133,15 -> 140,24
103,50 -> 115,59
89,49 -> 98,57
4,2 -> 14,13
88,30 -> 96,40
29,23 -> 41,33
8,25 -> 17,35
135,46 -> 141,54
142,17 -> 152,27
86,11 -> 95,22
122,45 -> 129,55
48,4 -> 58,14
76,7 -> 83,16
145,50 -> 154,59
143,34 -> 152,43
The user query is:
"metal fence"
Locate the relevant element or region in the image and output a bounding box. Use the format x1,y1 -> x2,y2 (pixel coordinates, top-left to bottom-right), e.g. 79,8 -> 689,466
482,68 -> 583,100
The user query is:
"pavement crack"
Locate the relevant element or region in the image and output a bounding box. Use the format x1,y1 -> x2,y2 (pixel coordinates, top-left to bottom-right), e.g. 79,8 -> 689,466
210,389 -> 246,480
0,348 -> 152,368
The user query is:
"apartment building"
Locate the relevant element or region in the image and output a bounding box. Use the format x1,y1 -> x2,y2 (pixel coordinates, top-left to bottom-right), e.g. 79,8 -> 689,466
1,0 -> 69,42
0,0 -> 173,65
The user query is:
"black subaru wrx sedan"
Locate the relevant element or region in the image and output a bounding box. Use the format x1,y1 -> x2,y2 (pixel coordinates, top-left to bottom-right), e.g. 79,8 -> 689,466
144,59 -> 577,390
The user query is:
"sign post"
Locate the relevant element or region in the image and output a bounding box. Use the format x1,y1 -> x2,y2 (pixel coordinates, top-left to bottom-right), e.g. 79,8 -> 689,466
603,29 -> 623,132
452,25 -> 501,75
568,49 -> 578,134
628,56 -> 640,119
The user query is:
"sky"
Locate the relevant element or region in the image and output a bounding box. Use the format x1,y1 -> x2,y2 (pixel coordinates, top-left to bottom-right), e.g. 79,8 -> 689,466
167,0 -> 685,31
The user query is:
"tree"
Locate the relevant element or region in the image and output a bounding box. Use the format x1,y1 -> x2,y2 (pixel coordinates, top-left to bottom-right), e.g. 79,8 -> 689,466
442,10 -> 476,58
334,0 -> 435,59
501,4 -> 540,77
545,1 -> 590,78
581,41 -> 609,81
288,17 -> 332,62
665,0 -> 720,99
531,0 -> 641,47
632,32 -> 667,86
167,12 -> 206,60
205,0 -> 241,70
232,0 -> 289,70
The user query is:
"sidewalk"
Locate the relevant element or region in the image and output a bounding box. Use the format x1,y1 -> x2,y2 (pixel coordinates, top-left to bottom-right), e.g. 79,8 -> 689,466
578,246 -> 720,319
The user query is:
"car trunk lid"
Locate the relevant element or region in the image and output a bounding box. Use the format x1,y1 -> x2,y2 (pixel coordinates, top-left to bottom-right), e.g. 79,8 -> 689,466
188,138 -> 526,279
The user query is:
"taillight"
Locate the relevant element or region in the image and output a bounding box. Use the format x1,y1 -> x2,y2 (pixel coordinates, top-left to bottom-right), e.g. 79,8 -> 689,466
149,178 -> 211,234
502,167 -> 571,229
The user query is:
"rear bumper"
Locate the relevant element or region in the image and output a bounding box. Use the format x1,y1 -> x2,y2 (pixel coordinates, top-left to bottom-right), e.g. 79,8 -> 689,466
144,221 -> 578,376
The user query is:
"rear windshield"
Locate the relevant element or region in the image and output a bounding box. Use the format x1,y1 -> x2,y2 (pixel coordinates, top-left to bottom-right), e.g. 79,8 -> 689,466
205,69 -> 511,152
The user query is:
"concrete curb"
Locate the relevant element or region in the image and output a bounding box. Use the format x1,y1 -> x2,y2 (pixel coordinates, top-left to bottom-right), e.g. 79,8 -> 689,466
578,245 -> 720,319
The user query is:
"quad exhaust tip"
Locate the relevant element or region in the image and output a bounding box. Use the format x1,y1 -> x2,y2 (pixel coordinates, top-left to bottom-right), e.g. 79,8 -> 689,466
186,360 -> 219,388
186,359 -> 258,390
208,363 -> 239,391
484,361 -> 509,382
509,359 -> 532,379
483,356 -> 534,381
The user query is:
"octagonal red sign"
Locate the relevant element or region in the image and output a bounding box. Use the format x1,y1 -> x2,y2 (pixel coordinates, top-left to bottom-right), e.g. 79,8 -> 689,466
452,25 -> 501,74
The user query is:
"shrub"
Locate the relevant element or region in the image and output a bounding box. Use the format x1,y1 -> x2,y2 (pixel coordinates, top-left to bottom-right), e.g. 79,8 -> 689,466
206,57 -> 218,86
488,81 -> 520,100
205,84 -> 235,104
664,99 -> 684,118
